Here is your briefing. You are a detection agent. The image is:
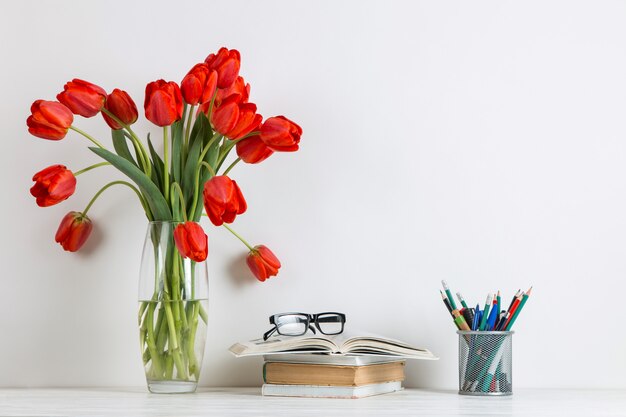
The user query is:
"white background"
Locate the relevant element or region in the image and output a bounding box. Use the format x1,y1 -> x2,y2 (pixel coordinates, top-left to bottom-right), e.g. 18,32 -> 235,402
1,0 -> 625,389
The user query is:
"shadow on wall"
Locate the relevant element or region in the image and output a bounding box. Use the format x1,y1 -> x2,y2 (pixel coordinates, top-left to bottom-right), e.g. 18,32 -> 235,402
227,252 -> 257,288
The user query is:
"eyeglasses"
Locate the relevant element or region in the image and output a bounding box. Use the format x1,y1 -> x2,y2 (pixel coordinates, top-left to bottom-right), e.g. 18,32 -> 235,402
263,312 -> 346,341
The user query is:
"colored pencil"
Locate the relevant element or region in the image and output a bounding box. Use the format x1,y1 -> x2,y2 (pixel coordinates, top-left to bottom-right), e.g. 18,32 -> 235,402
471,304 -> 481,330
456,292 -> 469,309
505,287 -> 532,330
442,280 -> 457,310
452,310 -> 471,331
478,294 -> 492,331
496,290 -> 501,317
440,290 -> 454,316
502,292 -> 524,329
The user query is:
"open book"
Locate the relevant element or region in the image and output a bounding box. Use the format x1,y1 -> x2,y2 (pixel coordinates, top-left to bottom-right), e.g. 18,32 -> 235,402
229,330 -> 438,360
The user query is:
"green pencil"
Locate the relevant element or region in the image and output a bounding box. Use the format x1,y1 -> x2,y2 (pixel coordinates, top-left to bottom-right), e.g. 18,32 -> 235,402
496,290 -> 501,317
478,293 -> 492,331
442,280 -> 457,310
505,287 -> 532,330
456,291 -> 469,309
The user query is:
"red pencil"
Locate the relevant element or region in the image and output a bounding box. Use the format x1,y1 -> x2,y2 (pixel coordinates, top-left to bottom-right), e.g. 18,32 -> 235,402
502,291 -> 524,329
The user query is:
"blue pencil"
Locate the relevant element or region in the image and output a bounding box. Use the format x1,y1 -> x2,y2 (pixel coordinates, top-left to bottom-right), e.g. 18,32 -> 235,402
471,304 -> 481,330
486,303 -> 498,330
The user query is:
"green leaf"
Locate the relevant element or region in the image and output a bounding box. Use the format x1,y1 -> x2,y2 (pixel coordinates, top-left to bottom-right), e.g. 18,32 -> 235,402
182,135 -> 202,207
111,130 -> 138,167
170,184 -> 180,222
147,135 -> 164,191
89,147 -> 172,221
189,111 -> 208,145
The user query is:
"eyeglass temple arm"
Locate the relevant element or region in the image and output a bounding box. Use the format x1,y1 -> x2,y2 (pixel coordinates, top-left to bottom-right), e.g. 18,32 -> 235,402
263,327 -> 277,341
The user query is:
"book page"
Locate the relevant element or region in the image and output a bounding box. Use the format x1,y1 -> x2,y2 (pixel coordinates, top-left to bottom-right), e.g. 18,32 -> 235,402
229,334 -> 338,357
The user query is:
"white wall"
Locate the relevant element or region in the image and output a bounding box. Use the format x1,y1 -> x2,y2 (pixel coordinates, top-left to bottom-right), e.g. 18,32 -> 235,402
1,0 -> 625,389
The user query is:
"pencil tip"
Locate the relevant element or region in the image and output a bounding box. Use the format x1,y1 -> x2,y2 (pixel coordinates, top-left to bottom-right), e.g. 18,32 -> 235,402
497,290 -> 501,296
526,286 -> 533,295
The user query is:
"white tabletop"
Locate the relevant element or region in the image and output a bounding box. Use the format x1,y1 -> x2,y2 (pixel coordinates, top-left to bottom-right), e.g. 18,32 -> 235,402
0,388 -> 623,417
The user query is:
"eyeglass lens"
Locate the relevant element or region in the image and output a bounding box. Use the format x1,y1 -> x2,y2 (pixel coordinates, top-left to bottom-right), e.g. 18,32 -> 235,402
275,313 -> 309,336
315,313 -> 344,334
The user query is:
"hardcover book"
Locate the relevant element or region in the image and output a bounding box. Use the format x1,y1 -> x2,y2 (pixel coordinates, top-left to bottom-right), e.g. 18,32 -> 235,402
263,361 -> 405,386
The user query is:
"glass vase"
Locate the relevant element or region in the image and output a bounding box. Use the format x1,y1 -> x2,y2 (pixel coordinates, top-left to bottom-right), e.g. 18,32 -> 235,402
138,221 -> 209,394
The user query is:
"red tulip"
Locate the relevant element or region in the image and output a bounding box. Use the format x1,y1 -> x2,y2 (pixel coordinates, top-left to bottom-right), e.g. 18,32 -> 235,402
181,63 -> 218,106
173,222 -> 208,262
205,47 -> 241,89
26,100 -> 73,140
30,165 -> 77,207
203,176 -> 247,226
55,211 -> 93,252
246,245 -> 281,282
236,135 -> 273,164
210,95 -> 262,140
101,89 -> 138,130
260,116 -> 302,152
215,76 -> 250,107
57,79 -> 107,118
144,80 -> 183,126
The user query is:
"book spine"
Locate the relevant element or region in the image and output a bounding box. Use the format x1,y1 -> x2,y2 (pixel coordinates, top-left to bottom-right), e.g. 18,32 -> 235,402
262,361 -> 267,383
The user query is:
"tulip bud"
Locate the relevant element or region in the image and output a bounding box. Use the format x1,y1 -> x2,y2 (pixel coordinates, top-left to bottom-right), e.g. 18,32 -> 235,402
102,89 -> 138,130
246,245 -> 281,282
203,176 -> 247,226
215,76 -> 250,107
210,95 -> 262,140
173,222 -> 208,262
204,47 -> 241,89
236,135 -> 273,164
57,79 -> 107,118
55,211 -> 93,252
144,80 -> 184,127
260,116 -> 302,152
26,100 -> 74,140
30,165 -> 77,207
181,63 -> 218,106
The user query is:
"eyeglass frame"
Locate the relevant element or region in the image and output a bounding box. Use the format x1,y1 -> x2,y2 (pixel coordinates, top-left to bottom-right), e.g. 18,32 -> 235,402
263,312 -> 346,341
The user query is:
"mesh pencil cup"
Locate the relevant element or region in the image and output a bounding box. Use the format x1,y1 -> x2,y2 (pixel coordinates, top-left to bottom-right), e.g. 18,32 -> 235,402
457,331 -> 513,396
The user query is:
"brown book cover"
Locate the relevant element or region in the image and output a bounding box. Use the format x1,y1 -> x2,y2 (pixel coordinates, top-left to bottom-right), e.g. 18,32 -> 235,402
263,361 -> 405,386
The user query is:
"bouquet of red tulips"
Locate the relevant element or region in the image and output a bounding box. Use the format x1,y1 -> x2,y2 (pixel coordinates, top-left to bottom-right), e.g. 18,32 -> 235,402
27,47 -> 300,281
27,47 -> 301,389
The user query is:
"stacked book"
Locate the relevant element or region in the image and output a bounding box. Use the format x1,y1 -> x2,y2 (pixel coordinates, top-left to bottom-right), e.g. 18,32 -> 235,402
261,354 -> 406,399
230,331 -> 438,399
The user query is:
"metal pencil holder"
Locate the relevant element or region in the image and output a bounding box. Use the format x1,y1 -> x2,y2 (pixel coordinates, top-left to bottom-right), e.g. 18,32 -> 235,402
457,331 -> 513,396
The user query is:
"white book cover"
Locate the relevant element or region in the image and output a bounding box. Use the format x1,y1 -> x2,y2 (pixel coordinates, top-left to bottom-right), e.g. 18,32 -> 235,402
261,381 -> 403,399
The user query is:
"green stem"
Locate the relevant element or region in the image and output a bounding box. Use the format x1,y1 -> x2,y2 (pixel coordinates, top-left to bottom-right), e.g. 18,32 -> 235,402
73,162 -> 110,176
222,224 -> 255,251
171,182 -> 188,222
222,158 -> 241,176
198,132 -> 222,164
163,127 -> 170,201
69,126 -> 106,149
189,162 -> 216,218
145,304 -> 163,376
207,90 -> 217,120
216,137 -> 246,171
82,180 -> 147,216
200,161 -> 216,177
